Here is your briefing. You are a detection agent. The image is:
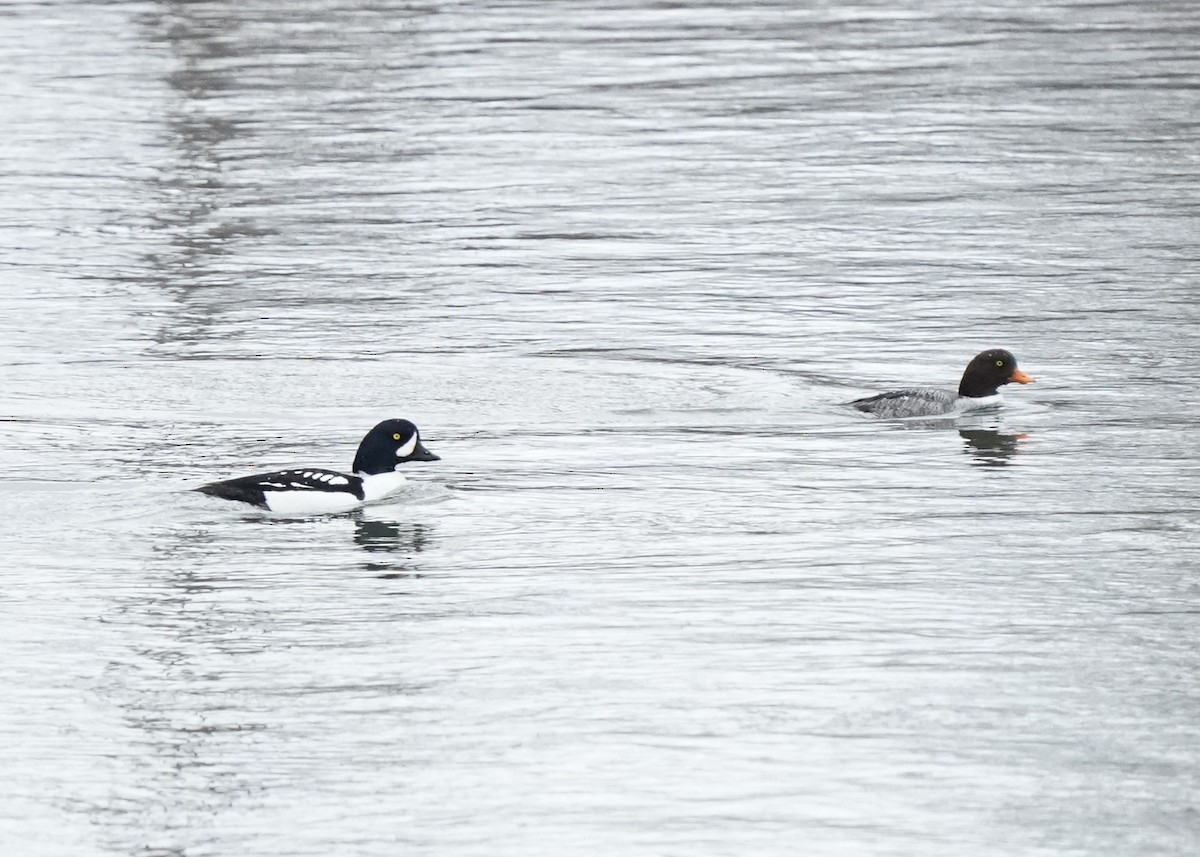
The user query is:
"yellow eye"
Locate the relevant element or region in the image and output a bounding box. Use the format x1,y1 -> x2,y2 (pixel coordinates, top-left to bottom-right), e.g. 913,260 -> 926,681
392,432 -> 402,441
995,360 -> 1004,367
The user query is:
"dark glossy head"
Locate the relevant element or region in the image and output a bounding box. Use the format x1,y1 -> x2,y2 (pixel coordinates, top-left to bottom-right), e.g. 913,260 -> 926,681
352,419 -> 440,475
958,349 -> 1035,398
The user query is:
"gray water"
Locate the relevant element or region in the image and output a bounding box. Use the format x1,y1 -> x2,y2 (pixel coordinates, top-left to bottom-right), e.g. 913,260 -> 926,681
2,1 -> 1199,854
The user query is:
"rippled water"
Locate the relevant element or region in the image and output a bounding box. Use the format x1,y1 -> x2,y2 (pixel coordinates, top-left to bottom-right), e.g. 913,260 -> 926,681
2,1 -> 1199,854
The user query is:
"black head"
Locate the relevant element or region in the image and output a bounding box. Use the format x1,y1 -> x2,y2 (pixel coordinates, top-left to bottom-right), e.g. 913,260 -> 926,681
958,349 -> 1035,398
352,419 -> 440,475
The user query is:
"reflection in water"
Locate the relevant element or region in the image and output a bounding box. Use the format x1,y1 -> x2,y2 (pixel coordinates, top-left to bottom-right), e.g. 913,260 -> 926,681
96,511 -> 435,852
138,6 -> 247,348
354,515 -> 430,578
98,525 -> 274,853
960,429 -> 1028,468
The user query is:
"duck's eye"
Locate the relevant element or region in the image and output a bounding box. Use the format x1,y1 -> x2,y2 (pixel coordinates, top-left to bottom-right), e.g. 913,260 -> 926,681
392,432 -> 402,441
995,360 -> 1005,367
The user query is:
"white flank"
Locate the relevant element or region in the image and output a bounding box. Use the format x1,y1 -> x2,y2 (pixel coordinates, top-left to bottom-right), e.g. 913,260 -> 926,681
264,489 -> 362,515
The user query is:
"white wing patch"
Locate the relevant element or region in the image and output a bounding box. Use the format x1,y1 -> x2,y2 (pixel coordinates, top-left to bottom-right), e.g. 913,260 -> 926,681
260,470 -> 357,493
254,468 -> 365,512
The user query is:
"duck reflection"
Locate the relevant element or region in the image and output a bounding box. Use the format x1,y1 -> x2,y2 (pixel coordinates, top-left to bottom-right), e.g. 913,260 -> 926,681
353,514 -> 431,578
959,428 -> 1028,467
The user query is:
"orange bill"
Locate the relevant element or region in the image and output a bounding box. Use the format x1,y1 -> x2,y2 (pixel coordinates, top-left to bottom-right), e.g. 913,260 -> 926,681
1010,368 -> 1035,384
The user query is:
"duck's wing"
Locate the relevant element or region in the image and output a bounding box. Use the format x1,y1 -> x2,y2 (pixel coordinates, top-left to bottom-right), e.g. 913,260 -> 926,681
196,468 -> 365,507
849,387 -> 958,419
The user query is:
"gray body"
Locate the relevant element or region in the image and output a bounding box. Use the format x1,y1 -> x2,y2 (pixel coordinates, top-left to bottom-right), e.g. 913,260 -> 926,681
850,387 -> 965,419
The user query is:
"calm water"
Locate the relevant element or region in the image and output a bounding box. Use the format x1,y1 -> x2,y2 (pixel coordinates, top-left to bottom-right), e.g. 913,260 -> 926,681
2,1 -> 1199,854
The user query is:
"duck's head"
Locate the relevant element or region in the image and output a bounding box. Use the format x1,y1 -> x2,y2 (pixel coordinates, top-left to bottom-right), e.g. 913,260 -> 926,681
958,349 -> 1035,399
353,419 -> 440,475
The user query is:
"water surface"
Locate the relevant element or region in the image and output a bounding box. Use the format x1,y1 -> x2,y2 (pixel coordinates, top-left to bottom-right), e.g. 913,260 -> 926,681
2,1 -> 1199,854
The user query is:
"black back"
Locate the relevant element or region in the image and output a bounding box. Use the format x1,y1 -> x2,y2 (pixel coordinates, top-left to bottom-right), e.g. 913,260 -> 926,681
196,469 -> 366,507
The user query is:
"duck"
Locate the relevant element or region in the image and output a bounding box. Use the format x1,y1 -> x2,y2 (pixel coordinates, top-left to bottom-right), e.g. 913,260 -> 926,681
196,418 -> 439,513
850,349 -> 1034,418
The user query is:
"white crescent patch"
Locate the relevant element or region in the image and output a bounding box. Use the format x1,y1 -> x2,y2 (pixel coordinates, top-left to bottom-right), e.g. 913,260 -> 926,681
395,435 -> 418,458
